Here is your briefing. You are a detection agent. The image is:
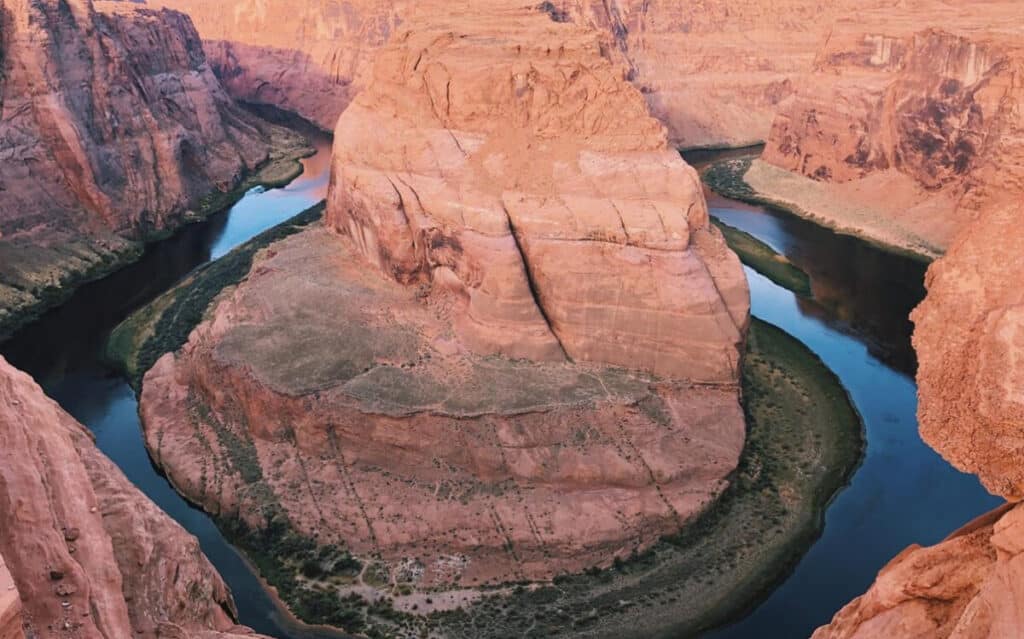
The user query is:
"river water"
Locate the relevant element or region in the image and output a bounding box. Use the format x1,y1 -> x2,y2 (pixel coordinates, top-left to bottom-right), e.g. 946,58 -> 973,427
0,140 -> 1001,638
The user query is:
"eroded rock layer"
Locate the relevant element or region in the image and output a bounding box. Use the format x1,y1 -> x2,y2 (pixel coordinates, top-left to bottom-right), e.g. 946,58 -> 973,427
151,0 -> 893,148
327,4 -> 749,381
137,3 -> 749,598
0,0 -> 285,336
0,554 -> 22,639
756,2 -> 1024,255
814,12 -> 1024,638
0,356 -> 269,639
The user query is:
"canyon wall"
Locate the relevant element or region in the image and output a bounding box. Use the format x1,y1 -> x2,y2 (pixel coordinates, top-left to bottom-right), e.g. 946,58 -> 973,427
0,554 -> 22,639
813,14 -> 1024,638
0,356 -> 270,639
150,0 -> 895,148
137,3 -> 749,616
753,2 -> 1024,255
0,0 -> 289,337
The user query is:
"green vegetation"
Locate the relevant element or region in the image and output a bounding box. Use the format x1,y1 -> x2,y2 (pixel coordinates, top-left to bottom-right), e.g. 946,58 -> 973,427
104,202 -> 325,386
423,319 -> 863,638
702,156 -> 762,203
712,217 -> 813,297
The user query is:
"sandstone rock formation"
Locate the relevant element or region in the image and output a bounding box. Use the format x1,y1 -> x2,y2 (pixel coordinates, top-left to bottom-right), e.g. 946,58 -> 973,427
0,554 -> 22,639
0,0 -> 296,337
137,2 -> 749,608
0,356 -> 270,639
152,0 -> 895,148
811,502 -> 1024,639
754,2 -> 1024,256
328,3 -> 749,381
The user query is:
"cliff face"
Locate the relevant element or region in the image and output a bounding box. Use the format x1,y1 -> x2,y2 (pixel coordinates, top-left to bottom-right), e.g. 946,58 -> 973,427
0,0 -> 285,337
327,4 -> 748,381
137,3 -> 749,603
151,0 -> 889,148
813,16 -> 1024,639
0,356 -> 269,639
0,554 -> 22,639
757,2 -> 1024,254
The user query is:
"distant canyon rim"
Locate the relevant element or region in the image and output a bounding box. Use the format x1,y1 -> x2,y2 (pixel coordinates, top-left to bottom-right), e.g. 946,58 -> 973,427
0,0 -> 1022,638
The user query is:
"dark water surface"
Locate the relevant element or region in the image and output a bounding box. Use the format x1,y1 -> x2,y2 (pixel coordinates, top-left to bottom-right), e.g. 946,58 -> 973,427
2,130 -> 347,639
0,136 -> 1000,639
685,154 -> 1002,638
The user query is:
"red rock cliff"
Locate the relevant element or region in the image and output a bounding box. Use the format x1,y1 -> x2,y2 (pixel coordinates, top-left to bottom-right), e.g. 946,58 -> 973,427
327,3 -> 749,381
151,0 -> 898,148
812,14 -> 1024,638
0,0 -> 288,337
0,356 -> 270,639
136,2 -> 749,605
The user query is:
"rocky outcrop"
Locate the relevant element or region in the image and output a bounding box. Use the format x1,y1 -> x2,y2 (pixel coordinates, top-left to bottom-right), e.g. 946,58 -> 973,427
328,3 -> 749,381
811,502 -> 1024,639
152,0 -> 895,148
0,356 -> 270,639
0,554 -> 22,639
0,0 -> 296,337
756,2 -> 1024,255
136,2 -> 749,611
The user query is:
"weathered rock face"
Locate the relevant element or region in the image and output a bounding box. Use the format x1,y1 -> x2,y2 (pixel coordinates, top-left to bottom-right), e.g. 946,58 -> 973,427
0,356 -> 269,639
813,15 -> 1024,638
811,502 -> 1024,639
152,0 -> 887,148
0,554 -> 23,639
327,4 -> 749,382
137,3 -> 749,600
758,3 -> 1024,254
0,0 -> 284,336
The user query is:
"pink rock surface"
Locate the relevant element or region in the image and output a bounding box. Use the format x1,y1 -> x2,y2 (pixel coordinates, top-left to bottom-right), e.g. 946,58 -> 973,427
140,227 -> 747,589
0,356 -> 270,639
327,3 -> 749,382
0,554 -> 22,639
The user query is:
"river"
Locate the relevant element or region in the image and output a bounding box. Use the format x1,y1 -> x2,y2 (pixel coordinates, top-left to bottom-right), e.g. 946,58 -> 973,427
0,140 -> 1001,638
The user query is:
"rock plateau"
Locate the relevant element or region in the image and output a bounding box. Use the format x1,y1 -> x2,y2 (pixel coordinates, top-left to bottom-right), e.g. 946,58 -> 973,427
137,1 -> 750,611
0,356 -> 270,639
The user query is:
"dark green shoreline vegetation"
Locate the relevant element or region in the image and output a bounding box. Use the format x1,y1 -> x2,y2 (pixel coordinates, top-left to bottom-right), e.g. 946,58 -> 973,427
712,218 -> 812,297
105,202 -> 326,386
0,123 -> 314,343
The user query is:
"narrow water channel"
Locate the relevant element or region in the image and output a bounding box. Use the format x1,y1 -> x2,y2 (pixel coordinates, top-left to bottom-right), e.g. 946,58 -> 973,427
0,137 -> 1001,639
1,129 -> 347,639
687,156 -> 1002,637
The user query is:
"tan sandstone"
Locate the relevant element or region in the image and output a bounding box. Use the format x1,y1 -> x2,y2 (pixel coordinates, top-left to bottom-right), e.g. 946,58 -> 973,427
0,553 -> 22,639
0,356 -> 271,639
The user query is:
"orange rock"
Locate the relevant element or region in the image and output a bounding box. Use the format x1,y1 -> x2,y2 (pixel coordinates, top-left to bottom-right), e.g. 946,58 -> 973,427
812,503 -> 1024,639
151,0 -> 892,147
326,3 -> 749,381
758,3 -> 1024,254
0,356 -> 270,639
137,3 -> 749,595
0,553 -> 22,639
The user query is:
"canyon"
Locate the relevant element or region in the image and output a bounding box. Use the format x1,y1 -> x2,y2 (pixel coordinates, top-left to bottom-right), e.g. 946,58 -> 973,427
0,0 -> 308,338
149,0 -> 912,149
0,0 -> 1021,637
0,356 -> 270,639
135,3 -> 751,621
